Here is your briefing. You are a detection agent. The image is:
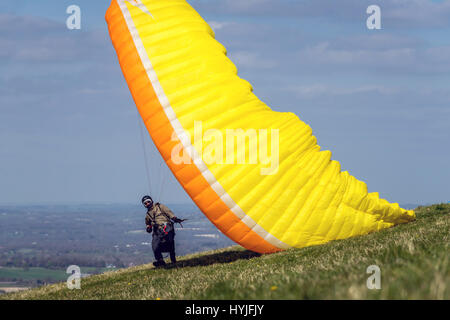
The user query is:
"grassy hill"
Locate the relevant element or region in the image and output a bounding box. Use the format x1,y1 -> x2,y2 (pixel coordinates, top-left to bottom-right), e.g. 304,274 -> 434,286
1,204 -> 448,300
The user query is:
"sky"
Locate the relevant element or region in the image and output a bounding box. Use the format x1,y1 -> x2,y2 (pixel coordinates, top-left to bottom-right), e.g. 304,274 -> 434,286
0,0 -> 449,205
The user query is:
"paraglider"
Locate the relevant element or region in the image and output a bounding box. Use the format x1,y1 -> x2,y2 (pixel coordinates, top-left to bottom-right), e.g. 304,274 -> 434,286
142,195 -> 186,267
105,0 -> 415,254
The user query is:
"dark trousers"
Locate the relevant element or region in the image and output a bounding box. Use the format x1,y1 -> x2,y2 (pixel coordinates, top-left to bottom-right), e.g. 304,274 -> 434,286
152,229 -> 176,263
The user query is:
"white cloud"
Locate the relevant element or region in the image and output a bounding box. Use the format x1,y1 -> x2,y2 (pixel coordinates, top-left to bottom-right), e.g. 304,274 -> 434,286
295,39 -> 450,75
299,42 -> 415,65
230,50 -> 278,69
207,20 -> 232,32
384,0 -> 450,27
0,14 -> 109,63
194,0 -> 450,28
286,84 -> 399,98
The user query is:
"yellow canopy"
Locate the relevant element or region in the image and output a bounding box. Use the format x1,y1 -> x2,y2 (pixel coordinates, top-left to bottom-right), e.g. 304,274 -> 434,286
106,0 -> 415,253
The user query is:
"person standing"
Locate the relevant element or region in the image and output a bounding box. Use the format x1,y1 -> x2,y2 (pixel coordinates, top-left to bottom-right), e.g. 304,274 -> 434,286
142,195 -> 184,267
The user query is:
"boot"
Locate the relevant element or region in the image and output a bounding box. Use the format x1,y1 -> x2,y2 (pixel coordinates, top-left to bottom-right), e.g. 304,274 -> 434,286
153,259 -> 166,268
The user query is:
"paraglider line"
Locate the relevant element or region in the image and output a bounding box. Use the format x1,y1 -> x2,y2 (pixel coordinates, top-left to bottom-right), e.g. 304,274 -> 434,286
137,112 -> 153,196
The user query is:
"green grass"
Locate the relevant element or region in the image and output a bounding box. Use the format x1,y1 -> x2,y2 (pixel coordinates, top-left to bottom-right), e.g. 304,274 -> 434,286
2,204 -> 448,300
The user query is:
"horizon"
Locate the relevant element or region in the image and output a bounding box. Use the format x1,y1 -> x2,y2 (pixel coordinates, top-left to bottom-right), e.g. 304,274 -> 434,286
0,201 -> 431,210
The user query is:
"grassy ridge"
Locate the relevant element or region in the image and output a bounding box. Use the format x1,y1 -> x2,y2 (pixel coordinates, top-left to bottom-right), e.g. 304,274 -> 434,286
2,204 -> 448,300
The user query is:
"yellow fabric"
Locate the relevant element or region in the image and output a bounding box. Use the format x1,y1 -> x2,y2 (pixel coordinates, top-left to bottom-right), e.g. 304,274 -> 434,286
118,0 -> 415,249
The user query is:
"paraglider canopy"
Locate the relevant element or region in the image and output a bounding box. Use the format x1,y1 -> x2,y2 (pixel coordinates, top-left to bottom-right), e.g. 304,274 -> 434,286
105,0 -> 415,253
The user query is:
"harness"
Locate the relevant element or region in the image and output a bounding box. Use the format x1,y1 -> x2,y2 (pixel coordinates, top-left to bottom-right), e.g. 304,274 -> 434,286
148,203 -> 174,236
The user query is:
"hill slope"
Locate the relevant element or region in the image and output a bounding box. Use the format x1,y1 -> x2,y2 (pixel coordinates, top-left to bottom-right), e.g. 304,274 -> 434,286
2,204 -> 448,300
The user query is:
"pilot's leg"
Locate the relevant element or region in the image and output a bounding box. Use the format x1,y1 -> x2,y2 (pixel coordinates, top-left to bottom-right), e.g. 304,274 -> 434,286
152,233 -> 165,267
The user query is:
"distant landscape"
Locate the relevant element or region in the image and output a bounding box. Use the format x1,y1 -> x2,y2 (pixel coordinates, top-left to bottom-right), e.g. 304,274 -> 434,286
0,203 -> 234,292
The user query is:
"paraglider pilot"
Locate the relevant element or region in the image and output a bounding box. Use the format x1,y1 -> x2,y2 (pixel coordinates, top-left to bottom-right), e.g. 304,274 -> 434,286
142,195 -> 185,267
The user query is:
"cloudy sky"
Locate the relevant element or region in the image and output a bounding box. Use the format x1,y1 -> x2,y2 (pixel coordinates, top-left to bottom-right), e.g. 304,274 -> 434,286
0,0 -> 449,205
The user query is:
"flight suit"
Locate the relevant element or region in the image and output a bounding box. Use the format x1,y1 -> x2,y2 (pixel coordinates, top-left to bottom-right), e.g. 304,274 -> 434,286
145,203 -> 177,263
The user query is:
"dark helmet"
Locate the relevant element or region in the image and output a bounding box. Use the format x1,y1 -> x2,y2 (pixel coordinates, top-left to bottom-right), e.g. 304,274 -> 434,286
141,195 -> 153,208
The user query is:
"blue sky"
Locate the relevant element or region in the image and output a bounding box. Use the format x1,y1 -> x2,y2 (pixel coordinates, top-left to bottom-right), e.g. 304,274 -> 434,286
0,0 -> 449,205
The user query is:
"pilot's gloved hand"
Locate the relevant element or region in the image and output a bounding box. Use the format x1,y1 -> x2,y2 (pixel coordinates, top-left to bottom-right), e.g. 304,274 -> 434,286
146,225 -> 153,233
172,217 -> 184,223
